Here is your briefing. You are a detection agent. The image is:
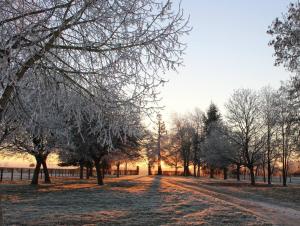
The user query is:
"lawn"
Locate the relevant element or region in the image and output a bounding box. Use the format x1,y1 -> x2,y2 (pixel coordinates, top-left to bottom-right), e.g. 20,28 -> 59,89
1,176 -> 299,225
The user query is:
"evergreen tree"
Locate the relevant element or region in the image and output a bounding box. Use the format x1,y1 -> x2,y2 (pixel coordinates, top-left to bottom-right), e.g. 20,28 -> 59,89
203,103 -> 221,178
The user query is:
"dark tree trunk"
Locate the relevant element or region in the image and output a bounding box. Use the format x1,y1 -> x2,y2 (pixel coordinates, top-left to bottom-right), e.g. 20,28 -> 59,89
249,165 -> 255,185
236,164 -> 241,181
79,163 -> 84,179
94,159 -> 103,185
89,166 -> 93,177
148,164 -> 152,175
42,159 -> 51,183
193,164 -> 196,177
183,162 -> 189,176
263,164 -> 266,183
267,126 -> 272,185
210,167 -> 214,178
116,162 -> 120,178
157,164 -> 162,175
223,167 -> 228,180
283,173 -> 287,186
197,163 -> 200,177
267,159 -> 272,185
282,165 -> 287,187
86,166 -> 90,179
125,161 -> 128,175
31,156 -> 42,185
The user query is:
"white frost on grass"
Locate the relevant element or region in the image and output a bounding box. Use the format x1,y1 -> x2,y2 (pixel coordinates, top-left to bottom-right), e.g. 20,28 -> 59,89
1,176 -> 271,225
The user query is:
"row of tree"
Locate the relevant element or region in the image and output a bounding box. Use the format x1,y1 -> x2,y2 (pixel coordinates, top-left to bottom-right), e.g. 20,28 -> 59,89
144,1 -> 300,187
145,82 -> 300,187
0,0 -> 189,185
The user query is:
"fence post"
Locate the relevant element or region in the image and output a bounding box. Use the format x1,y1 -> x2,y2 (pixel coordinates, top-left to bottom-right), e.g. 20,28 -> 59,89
20,168 -> 23,180
0,168 -> 3,181
11,168 -> 14,181
136,166 -> 139,175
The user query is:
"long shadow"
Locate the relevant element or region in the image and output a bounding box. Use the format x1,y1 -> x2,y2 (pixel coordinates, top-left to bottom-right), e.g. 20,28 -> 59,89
1,175 -> 209,225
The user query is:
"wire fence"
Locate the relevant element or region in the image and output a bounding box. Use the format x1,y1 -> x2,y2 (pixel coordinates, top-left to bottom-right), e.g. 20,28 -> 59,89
0,167 -> 139,182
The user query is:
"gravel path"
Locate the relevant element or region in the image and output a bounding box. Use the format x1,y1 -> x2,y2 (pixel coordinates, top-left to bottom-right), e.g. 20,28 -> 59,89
163,177 -> 300,226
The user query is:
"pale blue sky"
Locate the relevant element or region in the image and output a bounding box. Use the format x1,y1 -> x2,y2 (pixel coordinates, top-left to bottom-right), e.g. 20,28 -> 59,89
161,0 -> 292,123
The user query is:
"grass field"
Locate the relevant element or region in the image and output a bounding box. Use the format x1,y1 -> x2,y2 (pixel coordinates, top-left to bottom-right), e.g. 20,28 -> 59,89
1,176 -> 300,225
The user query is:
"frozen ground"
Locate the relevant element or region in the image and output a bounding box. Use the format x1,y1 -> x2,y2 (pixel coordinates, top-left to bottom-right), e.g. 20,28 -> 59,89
1,176 -> 299,225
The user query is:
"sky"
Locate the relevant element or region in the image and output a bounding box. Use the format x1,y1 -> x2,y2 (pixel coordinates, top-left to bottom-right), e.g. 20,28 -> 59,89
1,1 -> 294,168
160,0 -> 292,125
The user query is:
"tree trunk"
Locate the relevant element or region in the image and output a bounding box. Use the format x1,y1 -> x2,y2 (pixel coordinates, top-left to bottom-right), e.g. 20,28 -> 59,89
267,159 -> 272,185
148,164 -> 152,175
116,162 -> 120,178
42,159 -> 51,183
157,164 -> 162,175
267,126 -> 272,185
282,163 -> 287,187
86,166 -> 90,179
31,156 -> 42,185
223,167 -> 228,180
210,167 -> 214,178
263,164 -> 266,183
125,161 -> 128,175
193,164 -> 196,177
197,163 -> 200,177
89,166 -> 93,177
94,159 -> 103,185
249,165 -> 255,185
79,163 -> 84,179
183,162 -> 189,176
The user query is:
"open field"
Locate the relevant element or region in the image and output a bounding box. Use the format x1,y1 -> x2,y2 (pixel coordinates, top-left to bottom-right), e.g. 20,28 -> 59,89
1,176 -> 300,225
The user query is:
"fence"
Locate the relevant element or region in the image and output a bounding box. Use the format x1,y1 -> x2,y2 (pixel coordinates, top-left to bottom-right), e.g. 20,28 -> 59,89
0,166 -> 139,182
151,169 -> 300,184
153,170 -> 184,176
108,169 -> 139,176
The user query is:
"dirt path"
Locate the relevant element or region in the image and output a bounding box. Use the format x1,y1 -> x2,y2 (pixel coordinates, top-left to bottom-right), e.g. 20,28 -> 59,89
162,177 -> 300,226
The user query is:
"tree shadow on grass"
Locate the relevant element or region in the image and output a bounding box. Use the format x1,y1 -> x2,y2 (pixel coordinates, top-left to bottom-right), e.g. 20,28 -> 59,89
1,176 -> 215,225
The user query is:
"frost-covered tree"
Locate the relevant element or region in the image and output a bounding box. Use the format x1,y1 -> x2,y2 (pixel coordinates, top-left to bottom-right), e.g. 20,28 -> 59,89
172,114 -> 194,176
0,0 -> 189,119
190,108 -> 205,177
1,77 -> 67,185
275,86 -> 299,186
155,113 -> 167,175
221,128 -> 244,181
260,86 -> 280,185
225,89 -> 265,185
203,103 -> 221,178
268,2 -> 300,72
67,103 -> 143,185
163,133 -> 182,175
142,130 -> 157,175
202,123 -> 235,180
